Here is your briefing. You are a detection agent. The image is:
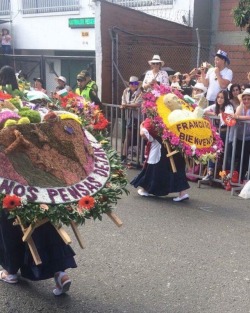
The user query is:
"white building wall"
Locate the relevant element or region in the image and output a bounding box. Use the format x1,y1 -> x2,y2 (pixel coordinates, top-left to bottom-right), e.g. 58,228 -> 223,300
7,0 -> 96,51
107,0 -> 195,26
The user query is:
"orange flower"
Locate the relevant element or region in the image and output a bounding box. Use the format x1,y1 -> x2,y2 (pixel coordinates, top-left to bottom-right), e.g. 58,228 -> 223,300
78,196 -> 95,210
40,204 -> 49,211
2,194 -> 21,210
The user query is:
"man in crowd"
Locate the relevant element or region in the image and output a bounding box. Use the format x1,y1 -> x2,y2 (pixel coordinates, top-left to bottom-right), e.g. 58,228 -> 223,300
55,76 -> 71,92
75,72 -> 102,107
201,49 -> 233,105
79,70 -> 98,95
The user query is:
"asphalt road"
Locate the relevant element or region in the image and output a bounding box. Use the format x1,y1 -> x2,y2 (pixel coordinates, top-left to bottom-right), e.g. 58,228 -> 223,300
1,169 -> 250,313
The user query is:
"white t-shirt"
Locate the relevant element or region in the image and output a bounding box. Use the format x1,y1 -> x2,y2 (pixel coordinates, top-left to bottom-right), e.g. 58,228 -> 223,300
205,67 -> 233,102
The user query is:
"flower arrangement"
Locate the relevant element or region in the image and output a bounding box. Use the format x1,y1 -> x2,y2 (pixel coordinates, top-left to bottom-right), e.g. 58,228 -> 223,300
142,84 -> 224,164
55,92 -> 109,133
0,90 -> 128,227
219,170 -> 239,190
0,147 -> 128,227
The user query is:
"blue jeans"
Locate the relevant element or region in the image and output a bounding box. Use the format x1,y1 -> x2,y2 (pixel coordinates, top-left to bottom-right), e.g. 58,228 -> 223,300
2,45 -> 11,54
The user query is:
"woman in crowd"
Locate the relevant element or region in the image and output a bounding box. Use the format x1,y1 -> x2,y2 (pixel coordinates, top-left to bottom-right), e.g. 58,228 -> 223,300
131,115 -> 190,202
33,77 -> 47,94
142,54 -> 169,91
0,65 -> 76,295
202,90 -> 234,180
229,83 -> 241,111
120,76 -> 143,163
1,28 -> 11,54
234,88 -> 250,181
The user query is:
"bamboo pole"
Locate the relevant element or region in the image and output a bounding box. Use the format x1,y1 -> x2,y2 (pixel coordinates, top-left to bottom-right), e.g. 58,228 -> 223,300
70,221 -> 85,249
16,217 -> 42,265
106,211 -> 123,227
164,141 -> 178,173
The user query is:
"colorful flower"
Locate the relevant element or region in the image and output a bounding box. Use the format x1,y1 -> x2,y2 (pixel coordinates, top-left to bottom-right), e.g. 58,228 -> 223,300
78,195 -> 95,210
142,85 -> 224,163
3,194 -> 22,210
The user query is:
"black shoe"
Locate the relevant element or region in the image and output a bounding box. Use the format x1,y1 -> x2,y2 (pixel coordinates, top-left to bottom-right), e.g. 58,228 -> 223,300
121,156 -> 127,164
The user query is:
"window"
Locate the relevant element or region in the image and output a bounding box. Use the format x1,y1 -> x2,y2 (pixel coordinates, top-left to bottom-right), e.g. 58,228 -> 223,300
0,0 -> 10,16
21,0 -> 80,14
111,0 -> 173,7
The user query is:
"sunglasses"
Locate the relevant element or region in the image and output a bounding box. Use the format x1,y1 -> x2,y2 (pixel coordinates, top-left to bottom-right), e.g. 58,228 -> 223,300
152,63 -> 160,65
129,82 -> 139,86
77,78 -> 86,82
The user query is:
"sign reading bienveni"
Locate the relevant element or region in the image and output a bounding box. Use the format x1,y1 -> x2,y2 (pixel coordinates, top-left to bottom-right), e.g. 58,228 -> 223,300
169,119 -> 213,149
0,131 -> 110,204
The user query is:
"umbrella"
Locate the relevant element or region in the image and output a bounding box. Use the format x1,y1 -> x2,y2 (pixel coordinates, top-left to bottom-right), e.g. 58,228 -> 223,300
26,90 -> 52,102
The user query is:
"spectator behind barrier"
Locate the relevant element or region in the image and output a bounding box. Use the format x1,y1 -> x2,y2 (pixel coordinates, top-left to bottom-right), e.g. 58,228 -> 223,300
142,54 -> 169,91
202,90 -> 234,181
234,88 -> 250,181
201,49 -> 233,105
120,76 -> 143,163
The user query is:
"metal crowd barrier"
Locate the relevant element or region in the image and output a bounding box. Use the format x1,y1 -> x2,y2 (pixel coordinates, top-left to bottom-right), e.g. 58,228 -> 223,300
194,116 -> 250,194
103,104 -> 250,194
103,103 -> 144,167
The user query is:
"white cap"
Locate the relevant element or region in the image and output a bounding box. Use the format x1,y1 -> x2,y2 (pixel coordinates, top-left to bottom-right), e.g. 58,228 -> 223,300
55,76 -> 67,83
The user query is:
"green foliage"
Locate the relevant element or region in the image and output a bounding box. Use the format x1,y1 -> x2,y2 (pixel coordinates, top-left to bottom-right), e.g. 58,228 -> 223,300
8,97 -> 22,110
233,1 -> 250,50
1,85 -> 27,100
19,108 -> 41,123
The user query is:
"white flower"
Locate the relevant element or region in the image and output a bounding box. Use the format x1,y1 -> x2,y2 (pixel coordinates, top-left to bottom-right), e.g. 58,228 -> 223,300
21,196 -> 27,205
212,145 -> 217,150
191,144 -> 196,156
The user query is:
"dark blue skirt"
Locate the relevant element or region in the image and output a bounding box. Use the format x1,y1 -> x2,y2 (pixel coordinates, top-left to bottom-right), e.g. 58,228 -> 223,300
0,211 -> 77,281
131,144 -> 190,196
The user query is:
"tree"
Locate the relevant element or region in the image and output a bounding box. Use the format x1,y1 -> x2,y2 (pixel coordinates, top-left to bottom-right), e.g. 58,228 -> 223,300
233,0 -> 250,50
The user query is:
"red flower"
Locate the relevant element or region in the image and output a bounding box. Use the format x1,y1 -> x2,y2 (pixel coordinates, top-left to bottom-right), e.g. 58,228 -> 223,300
0,91 -> 12,100
78,196 -> 95,210
93,114 -> 109,130
2,195 -> 22,210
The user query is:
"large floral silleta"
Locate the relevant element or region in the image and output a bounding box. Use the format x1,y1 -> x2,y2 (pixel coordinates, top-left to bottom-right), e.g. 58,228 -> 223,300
143,84 -> 224,164
0,89 -> 128,227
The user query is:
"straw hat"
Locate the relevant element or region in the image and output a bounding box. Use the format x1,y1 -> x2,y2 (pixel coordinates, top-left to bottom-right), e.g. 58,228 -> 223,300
148,55 -> 165,66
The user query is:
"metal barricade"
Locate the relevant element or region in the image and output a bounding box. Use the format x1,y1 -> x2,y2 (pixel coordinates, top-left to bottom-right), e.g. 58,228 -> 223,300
103,103 -> 144,167
195,116 -> 250,194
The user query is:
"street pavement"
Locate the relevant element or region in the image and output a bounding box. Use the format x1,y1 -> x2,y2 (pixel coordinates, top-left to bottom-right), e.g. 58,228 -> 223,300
1,169 -> 250,313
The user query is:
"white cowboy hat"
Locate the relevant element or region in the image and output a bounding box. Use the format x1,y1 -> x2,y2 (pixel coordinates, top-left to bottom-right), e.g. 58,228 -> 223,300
192,82 -> 207,93
129,76 -> 139,83
148,55 -> 165,66
55,76 -> 67,83
171,82 -> 183,91
242,88 -> 250,96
